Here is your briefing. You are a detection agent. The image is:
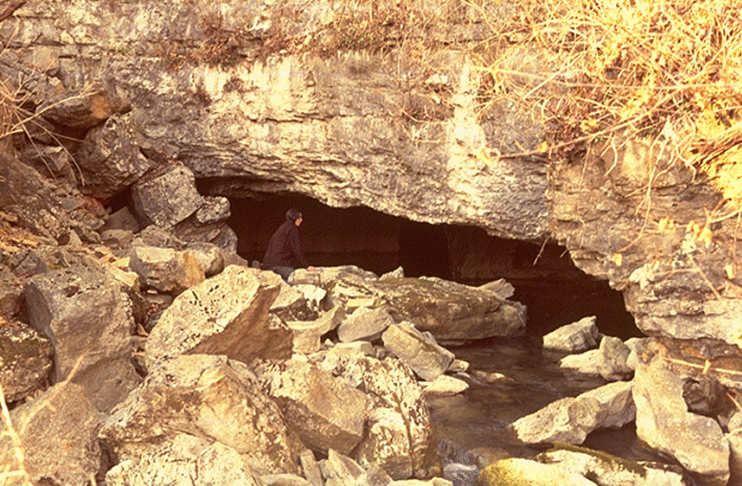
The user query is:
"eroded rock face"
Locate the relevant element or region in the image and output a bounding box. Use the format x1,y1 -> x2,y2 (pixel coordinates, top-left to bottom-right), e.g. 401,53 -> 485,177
549,134 -> 742,346
2,1 -> 550,243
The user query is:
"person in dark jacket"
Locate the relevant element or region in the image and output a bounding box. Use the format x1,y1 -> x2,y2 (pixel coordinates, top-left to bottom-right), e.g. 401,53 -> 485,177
262,208 -> 317,281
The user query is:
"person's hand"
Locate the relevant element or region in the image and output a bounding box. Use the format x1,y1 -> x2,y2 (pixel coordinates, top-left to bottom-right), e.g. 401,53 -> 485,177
307,266 -> 318,273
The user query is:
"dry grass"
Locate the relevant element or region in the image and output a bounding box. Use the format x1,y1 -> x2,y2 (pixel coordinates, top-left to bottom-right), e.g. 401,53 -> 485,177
0,383 -> 32,486
466,0 -> 742,163
0,356 -> 85,486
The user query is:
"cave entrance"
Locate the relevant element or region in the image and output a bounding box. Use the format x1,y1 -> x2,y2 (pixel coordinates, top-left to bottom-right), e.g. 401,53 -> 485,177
227,195 -> 639,339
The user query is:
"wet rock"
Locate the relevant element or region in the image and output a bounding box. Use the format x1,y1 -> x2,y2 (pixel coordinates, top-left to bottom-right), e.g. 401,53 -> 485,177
24,264 -> 141,412
477,457 -> 597,486
106,434 -> 262,486
633,358 -> 730,485
253,357 -> 368,455
422,375 -> 469,397
382,322 -> 455,381
511,381 -> 635,445
132,163 -> 204,228
0,320 -> 53,403
145,265 -> 287,369
129,245 -> 205,294
0,382 -> 101,486
99,354 -> 304,476
438,438 -> 480,486
536,444 -> 688,486
338,306 -> 395,343
560,336 -> 633,381
76,113 -> 154,201
315,354 -> 442,479
542,316 -> 599,353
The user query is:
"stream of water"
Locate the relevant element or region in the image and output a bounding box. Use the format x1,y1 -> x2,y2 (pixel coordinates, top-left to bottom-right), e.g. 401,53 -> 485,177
426,335 -> 670,467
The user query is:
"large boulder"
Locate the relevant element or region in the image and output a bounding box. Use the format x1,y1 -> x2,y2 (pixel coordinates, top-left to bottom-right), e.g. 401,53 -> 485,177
24,263 -> 141,412
145,265 -> 288,369
633,358 -> 730,485
314,353 -> 442,480
477,458 -> 597,486
132,163 -> 204,228
76,113 -> 154,201
252,357 -> 368,455
323,271 -> 525,343
559,336 -> 633,381
99,354 -> 305,476
542,316 -> 599,353
338,306 -> 395,343
0,382 -> 102,486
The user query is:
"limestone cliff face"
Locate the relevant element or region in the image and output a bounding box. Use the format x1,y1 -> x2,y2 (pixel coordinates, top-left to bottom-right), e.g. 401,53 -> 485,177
3,0 -> 548,241
549,134 -> 742,346
4,0 -> 742,347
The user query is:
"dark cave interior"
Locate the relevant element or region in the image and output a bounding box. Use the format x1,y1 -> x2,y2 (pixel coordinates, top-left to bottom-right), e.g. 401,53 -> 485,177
227,194 -> 640,340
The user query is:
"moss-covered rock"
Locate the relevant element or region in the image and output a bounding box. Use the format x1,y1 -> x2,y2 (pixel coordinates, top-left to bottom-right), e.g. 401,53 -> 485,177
476,457 -> 597,486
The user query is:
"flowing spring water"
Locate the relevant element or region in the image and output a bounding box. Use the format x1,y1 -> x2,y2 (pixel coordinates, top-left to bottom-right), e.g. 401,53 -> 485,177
427,335 -> 670,470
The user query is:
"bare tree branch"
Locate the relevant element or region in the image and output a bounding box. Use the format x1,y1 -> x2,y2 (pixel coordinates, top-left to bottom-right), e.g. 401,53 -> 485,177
0,1 -> 26,24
